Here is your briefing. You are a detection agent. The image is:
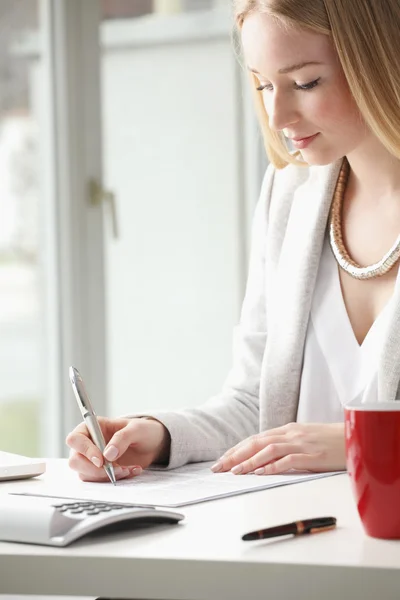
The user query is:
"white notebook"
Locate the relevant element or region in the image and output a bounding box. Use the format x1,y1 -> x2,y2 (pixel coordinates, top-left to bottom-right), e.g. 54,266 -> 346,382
0,451 -> 46,481
18,460 -> 342,507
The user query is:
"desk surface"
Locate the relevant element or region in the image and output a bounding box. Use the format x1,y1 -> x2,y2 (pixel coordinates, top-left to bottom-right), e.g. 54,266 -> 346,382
0,460 -> 399,600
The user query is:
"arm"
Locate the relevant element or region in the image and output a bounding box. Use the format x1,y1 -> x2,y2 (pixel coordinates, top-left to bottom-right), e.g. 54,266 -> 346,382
133,165 -> 276,469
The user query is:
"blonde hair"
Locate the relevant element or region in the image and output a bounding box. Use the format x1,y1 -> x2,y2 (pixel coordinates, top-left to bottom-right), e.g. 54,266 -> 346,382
233,0 -> 400,169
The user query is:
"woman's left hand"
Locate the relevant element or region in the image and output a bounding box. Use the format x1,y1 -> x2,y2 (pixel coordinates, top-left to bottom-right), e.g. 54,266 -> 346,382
211,423 -> 346,475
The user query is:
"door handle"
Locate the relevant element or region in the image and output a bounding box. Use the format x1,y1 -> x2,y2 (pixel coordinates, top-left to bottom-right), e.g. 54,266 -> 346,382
88,179 -> 119,239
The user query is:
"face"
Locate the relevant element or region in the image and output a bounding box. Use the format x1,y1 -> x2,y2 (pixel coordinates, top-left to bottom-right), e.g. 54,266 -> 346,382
241,12 -> 369,165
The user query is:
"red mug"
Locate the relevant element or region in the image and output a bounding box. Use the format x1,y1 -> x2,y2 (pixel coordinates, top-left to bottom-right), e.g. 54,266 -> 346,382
344,402 -> 400,539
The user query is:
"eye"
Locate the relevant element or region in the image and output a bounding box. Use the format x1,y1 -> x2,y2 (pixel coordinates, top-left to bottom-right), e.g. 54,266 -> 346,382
256,83 -> 273,92
295,78 -> 321,91
256,78 -> 321,92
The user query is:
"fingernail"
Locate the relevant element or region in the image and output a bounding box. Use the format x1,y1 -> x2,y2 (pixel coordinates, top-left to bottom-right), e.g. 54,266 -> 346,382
91,456 -> 102,468
211,462 -> 223,473
254,467 -> 265,475
130,466 -> 142,476
231,464 -> 243,475
104,445 -> 118,461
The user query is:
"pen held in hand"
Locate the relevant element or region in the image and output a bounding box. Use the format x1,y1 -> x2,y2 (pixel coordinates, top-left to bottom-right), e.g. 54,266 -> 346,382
69,366 -> 117,486
242,516 -> 337,541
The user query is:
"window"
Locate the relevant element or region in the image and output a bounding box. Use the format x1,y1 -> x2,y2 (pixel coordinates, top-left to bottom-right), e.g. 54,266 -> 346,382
0,0 -> 47,456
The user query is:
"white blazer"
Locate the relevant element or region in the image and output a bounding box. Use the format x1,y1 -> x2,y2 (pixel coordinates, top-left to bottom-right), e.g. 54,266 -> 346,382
136,158 -> 400,469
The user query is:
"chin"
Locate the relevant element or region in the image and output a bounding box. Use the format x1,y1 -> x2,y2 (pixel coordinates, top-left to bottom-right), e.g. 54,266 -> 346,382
300,148 -> 344,167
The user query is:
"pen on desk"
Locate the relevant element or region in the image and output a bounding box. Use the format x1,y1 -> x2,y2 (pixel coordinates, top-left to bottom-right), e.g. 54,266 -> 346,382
242,516 -> 337,541
69,366 -> 116,486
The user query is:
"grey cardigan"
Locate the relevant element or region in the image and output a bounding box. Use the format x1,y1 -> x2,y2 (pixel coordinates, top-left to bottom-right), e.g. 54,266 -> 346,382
137,158 -> 400,469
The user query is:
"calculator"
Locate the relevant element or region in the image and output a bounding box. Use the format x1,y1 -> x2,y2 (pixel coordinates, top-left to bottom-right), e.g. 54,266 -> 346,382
0,494 -> 184,547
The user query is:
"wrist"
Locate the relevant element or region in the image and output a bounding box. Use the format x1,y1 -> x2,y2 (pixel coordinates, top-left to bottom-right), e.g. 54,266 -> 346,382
144,417 -> 171,465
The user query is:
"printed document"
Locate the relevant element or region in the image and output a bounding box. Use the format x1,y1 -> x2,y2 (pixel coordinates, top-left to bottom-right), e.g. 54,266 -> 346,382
20,461 -> 342,507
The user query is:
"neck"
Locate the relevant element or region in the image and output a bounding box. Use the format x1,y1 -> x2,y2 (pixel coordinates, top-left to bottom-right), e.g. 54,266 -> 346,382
346,134 -> 400,198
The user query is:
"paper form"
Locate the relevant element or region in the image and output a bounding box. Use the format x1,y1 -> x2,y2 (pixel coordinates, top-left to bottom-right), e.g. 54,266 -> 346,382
18,461 -> 342,507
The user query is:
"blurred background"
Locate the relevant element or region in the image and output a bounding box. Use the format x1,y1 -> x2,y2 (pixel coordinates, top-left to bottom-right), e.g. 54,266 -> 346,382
0,0 -> 266,458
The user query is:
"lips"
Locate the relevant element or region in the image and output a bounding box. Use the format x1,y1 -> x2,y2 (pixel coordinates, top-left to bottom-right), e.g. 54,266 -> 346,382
289,133 -> 320,149
290,134 -> 317,142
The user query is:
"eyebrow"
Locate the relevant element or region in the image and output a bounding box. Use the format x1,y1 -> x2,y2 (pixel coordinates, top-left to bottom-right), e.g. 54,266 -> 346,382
248,61 -> 323,76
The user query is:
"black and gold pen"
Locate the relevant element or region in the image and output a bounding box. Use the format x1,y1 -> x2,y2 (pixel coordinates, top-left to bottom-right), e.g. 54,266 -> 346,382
242,516 -> 337,541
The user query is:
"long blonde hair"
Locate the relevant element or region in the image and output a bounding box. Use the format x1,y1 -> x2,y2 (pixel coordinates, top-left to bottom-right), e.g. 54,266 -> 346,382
233,0 -> 400,169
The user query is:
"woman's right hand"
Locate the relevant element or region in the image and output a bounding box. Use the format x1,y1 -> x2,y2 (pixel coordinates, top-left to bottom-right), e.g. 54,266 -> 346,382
66,417 -> 171,482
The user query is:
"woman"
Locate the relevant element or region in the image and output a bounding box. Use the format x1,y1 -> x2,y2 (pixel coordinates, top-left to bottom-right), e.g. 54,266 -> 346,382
67,0 -> 400,481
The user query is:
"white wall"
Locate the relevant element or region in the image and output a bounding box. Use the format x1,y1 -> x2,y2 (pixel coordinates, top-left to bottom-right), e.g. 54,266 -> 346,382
101,12 -> 262,415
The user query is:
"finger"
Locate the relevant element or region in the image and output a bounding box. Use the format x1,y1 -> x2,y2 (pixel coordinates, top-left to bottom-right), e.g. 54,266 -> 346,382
231,443 -> 298,475
66,425 -> 105,468
69,451 -> 142,481
260,422 -> 295,436
103,420 -> 144,462
219,426 -> 291,461
220,432 -> 269,460
254,453 -> 312,475
213,436 -> 287,473
68,450 -> 110,480
66,417 -> 133,467
78,465 -> 141,483
220,441 -> 248,459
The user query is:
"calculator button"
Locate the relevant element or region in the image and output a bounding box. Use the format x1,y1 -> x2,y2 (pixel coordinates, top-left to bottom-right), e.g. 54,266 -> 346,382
86,509 -> 101,515
70,508 -> 85,514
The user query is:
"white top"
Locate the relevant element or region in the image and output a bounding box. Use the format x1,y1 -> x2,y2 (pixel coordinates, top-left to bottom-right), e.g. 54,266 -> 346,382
297,235 -> 394,423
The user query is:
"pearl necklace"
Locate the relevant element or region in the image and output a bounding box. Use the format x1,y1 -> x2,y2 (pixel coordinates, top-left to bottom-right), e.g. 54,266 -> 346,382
329,158 -> 400,280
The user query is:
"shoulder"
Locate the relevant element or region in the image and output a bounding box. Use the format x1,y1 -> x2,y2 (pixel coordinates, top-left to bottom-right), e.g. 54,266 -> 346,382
260,159 -> 340,215
257,161 -> 311,226
270,161 -> 310,201
255,160 -> 340,257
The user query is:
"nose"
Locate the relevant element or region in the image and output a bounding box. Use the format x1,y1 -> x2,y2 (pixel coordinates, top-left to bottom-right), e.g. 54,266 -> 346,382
267,91 -> 299,132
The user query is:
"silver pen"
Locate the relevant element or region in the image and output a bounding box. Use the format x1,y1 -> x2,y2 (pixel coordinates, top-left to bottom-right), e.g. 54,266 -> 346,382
69,366 -> 116,485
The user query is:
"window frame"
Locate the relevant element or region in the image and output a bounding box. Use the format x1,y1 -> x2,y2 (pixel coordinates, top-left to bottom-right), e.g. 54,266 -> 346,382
41,0 -> 107,456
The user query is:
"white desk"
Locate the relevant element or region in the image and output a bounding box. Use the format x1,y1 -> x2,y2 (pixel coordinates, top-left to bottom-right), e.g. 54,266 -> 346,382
0,460 -> 399,600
